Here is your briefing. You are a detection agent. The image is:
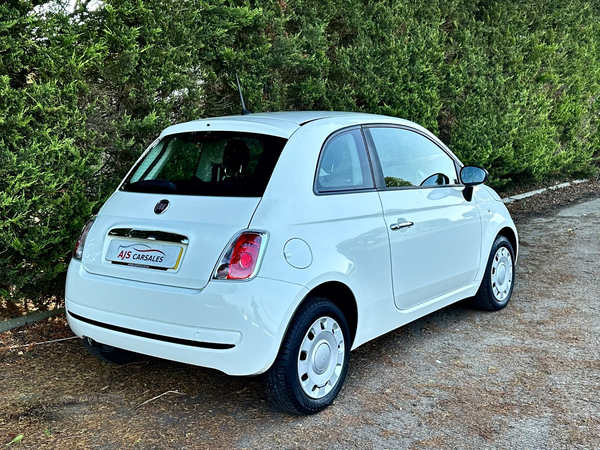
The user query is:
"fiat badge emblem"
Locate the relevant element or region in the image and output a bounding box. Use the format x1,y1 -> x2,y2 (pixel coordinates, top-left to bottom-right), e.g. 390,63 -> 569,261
154,199 -> 170,215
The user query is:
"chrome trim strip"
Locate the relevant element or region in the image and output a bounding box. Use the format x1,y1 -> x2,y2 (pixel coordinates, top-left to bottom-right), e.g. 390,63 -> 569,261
108,228 -> 189,245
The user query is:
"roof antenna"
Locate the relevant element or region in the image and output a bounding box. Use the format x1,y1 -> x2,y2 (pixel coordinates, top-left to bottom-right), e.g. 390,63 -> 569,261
235,73 -> 251,115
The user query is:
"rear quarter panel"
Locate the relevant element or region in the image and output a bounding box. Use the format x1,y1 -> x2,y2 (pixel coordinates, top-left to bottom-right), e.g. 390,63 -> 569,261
251,118 -> 401,349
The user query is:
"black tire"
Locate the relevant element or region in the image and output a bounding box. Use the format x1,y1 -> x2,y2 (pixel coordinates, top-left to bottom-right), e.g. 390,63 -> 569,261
83,337 -> 142,365
472,235 -> 515,311
263,297 -> 351,415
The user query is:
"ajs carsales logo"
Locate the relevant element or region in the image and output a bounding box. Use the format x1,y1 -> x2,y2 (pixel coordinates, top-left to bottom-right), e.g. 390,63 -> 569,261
117,244 -> 166,263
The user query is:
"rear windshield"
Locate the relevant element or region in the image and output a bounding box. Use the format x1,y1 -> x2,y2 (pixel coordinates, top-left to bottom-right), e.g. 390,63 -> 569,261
121,131 -> 287,197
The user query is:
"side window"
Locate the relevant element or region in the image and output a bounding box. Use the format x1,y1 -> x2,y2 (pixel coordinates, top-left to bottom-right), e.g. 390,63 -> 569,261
316,129 -> 374,193
368,127 -> 459,188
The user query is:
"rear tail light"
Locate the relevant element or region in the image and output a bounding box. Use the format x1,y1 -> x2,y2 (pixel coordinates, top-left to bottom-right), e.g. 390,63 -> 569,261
73,217 -> 96,261
213,231 -> 268,280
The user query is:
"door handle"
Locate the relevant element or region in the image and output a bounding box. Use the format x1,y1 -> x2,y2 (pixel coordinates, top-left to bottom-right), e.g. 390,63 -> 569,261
390,221 -> 414,231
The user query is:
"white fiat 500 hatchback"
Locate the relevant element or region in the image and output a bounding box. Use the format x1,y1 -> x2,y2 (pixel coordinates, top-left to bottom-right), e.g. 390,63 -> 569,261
67,111 -> 517,414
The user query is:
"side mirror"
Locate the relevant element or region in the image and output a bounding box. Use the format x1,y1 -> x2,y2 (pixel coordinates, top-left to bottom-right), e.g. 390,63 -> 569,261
460,165 -> 488,186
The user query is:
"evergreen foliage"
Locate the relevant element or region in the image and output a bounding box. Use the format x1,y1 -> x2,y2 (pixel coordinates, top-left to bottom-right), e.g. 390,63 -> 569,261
0,1 -> 103,305
1,0 -> 599,304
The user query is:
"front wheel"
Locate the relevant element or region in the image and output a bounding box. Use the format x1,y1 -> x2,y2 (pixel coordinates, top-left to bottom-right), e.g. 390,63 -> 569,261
472,235 -> 515,311
264,297 -> 351,415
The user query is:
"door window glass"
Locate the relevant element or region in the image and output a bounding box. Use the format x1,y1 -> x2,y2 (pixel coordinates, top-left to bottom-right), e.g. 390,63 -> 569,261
369,128 -> 458,188
316,129 -> 373,193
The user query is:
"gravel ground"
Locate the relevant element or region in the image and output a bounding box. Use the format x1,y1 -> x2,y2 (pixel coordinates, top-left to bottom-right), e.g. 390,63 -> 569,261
1,181 -> 599,449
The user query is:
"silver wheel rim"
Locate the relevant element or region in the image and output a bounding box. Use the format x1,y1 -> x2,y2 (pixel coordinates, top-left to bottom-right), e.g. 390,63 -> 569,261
297,316 -> 345,399
491,246 -> 513,302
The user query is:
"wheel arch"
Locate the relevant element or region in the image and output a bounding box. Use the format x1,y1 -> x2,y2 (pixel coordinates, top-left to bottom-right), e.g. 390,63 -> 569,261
497,226 -> 518,260
301,281 -> 359,347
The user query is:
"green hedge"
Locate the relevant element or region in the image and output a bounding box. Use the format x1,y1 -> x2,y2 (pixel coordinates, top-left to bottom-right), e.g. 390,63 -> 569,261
1,0 -> 599,305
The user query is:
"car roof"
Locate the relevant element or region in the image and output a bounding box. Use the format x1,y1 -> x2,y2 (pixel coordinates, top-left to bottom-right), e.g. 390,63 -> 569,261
223,111 -> 383,125
159,111 -> 415,139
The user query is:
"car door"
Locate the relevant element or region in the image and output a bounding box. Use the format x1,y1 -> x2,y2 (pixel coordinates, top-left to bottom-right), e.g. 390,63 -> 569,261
364,126 -> 482,310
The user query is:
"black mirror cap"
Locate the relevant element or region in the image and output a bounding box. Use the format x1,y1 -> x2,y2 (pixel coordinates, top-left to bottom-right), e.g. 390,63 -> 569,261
460,165 -> 489,186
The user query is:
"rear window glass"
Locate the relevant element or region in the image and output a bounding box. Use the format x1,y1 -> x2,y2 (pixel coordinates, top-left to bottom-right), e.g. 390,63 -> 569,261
315,129 -> 374,193
121,132 -> 287,197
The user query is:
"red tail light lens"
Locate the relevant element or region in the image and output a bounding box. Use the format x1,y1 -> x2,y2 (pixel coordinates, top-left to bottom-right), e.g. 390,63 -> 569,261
214,231 -> 267,280
73,217 -> 96,261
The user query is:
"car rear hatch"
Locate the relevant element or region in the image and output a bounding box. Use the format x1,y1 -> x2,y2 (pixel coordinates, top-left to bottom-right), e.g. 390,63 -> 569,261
81,192 -> 260,289
81,129 -> 288,290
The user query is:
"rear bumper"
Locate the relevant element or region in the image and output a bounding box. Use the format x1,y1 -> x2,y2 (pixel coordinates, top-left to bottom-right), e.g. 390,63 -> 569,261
65,261 -> 308,375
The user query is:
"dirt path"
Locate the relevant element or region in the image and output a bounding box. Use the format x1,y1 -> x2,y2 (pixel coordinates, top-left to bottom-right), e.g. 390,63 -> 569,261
2,189 -> 600,449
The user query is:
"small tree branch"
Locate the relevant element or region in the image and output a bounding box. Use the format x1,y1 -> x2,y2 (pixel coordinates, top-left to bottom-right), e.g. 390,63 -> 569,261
8,336 -> 79,349
134,390 -> 185,410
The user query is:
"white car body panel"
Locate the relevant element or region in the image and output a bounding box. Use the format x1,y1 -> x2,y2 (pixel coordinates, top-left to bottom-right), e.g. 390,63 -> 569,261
66,260 -> 308,375
475,185 -> 519,268
82,193 -> 261,289
378,187 -> 482,310
66,112 -> 518,376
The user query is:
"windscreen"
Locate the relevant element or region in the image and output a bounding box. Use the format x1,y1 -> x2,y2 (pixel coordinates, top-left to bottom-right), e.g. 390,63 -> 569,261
121,131 -> 287,197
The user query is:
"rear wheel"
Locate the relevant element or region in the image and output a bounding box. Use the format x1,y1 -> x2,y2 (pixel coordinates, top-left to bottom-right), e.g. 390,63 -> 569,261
264,297 -> 351,415
472,235 -> 515,311
83,337 -> 142,365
